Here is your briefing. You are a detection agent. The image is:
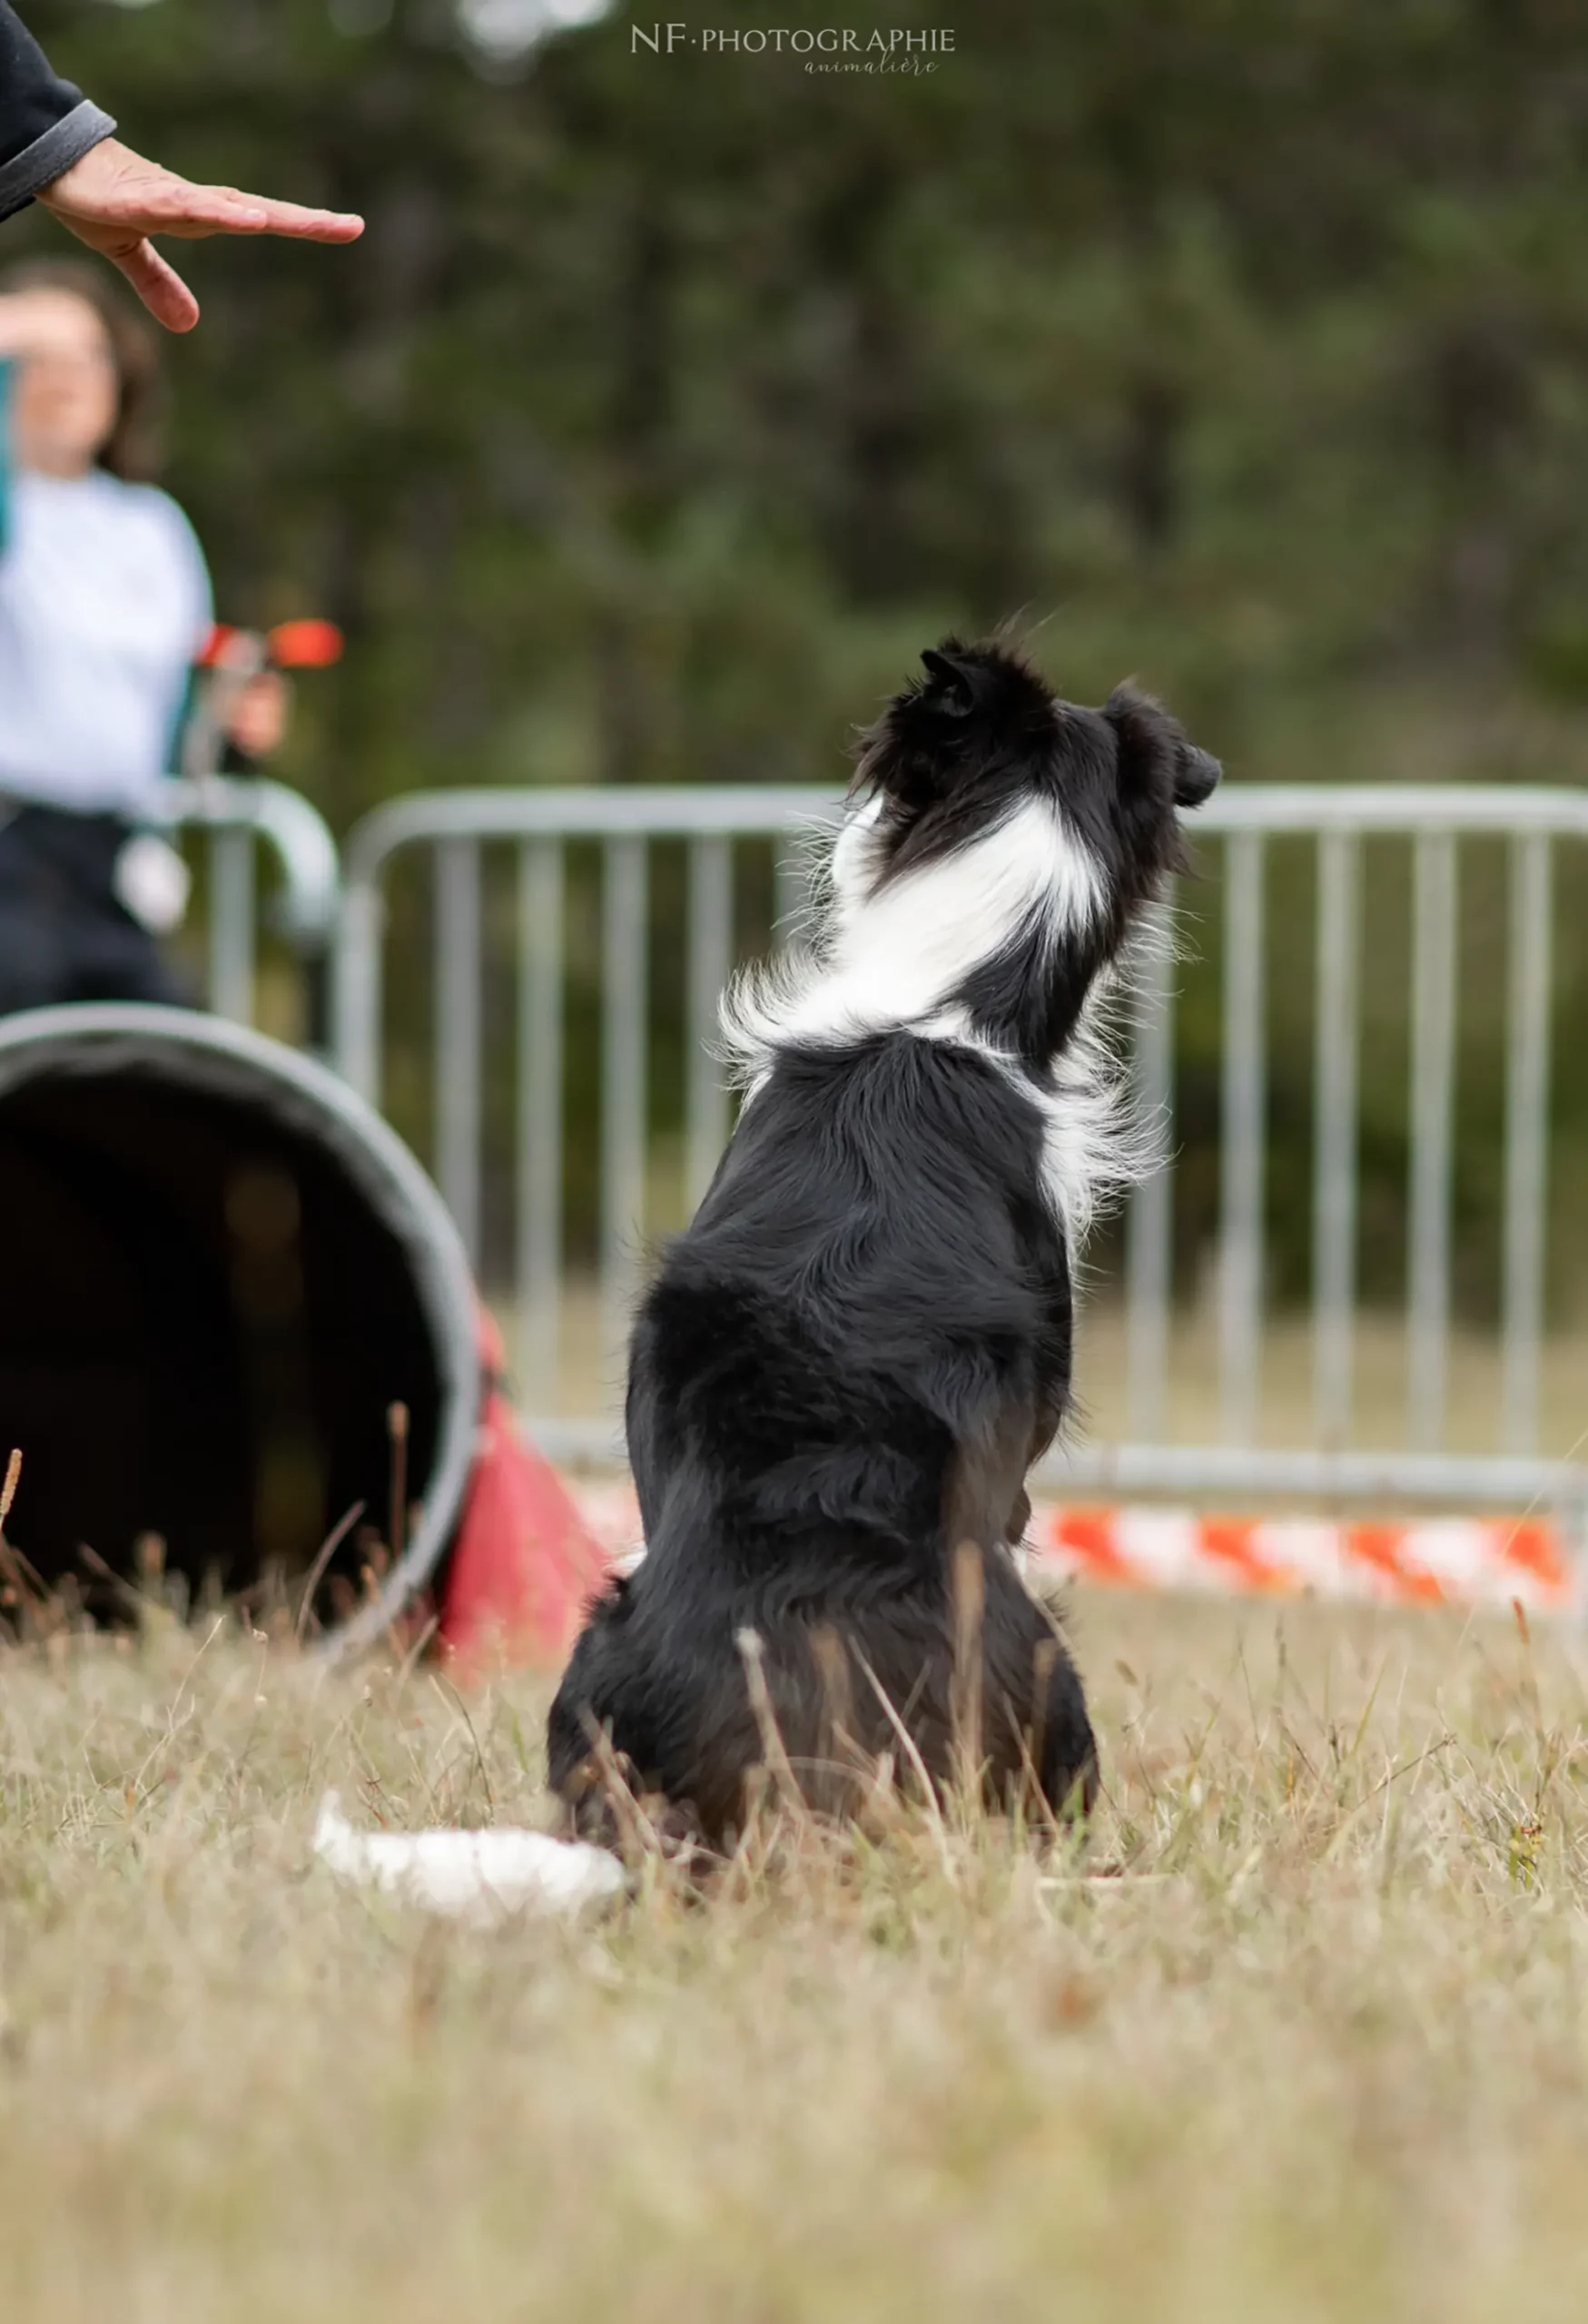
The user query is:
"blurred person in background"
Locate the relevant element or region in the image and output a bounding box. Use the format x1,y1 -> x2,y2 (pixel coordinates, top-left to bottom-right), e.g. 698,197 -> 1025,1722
0,258 -> 286,1013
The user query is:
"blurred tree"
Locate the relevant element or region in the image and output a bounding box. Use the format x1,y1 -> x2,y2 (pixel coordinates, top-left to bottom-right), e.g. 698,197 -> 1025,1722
17,0 -> 1588,808
13,0 -> 1588,1303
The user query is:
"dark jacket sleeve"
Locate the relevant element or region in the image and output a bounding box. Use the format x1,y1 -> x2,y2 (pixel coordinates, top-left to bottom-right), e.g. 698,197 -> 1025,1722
0,5 -> 115,223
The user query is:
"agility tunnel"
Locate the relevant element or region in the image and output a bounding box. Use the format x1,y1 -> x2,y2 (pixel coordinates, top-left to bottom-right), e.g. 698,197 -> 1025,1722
0,1004 -> 602,1659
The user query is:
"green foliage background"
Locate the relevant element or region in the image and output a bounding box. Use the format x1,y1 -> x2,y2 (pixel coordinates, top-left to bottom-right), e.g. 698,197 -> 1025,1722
13,0 -> 1588,1310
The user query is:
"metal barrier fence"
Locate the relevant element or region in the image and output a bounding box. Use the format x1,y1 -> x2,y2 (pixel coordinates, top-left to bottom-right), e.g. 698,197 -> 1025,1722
330,783 -> 1588,1533
165,775 -> 340,1025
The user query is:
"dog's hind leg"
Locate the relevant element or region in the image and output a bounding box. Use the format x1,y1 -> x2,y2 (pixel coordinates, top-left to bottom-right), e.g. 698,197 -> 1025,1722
546,1581 -> 654,1839
1031,1638 -> 1099,1819
979,1571 -> 1098,1822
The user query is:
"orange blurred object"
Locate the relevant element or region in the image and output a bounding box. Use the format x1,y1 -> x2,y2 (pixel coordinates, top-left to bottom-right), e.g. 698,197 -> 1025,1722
267,618 -> 344,669
196,619 -> 344,671
439,1313 -> 610,1673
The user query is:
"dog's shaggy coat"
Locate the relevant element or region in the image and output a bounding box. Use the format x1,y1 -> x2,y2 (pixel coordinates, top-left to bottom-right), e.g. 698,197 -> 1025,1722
548,640 -> 1219,1844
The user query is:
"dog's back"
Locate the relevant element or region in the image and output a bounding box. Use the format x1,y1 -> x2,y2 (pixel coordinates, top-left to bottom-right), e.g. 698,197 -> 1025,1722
548,639 -> 1218,1845
548,1029 -> 1092,1837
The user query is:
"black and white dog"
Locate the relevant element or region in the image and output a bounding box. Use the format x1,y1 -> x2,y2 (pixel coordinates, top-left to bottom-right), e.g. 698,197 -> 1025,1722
548,640 -> 1219,1845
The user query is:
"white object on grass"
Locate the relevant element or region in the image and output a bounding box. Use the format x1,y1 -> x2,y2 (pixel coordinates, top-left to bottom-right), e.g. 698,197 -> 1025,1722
313,1792 -> 626,1922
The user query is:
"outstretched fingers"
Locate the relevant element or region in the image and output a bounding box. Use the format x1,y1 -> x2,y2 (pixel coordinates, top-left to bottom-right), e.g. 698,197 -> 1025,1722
134,183 -> 365,243
106,237 -> 201,334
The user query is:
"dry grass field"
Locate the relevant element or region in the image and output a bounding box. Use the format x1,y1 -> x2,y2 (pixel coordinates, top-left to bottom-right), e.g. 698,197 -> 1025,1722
4,1583 -> 1588,2323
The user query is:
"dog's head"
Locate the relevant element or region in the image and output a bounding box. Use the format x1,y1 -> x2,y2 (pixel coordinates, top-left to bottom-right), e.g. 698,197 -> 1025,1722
721,635 -> 1221,1103
837,639 -> 1219,963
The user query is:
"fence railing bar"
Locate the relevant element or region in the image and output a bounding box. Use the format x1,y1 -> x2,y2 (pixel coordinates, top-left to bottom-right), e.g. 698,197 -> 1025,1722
1502,832 -> 1553,1457
325,781 -> 1588,1520
686,835 -> 733,1215
1407,830 -> 1457,1453
435,837 -> 482,1269
207,825 -> 256,1024
1312,831 -> 1361,1452
340,783 -> 1588,891
518,840 -> 565,1415
166,774 -> 340,942
1219,832 -> 1267,1447
1124,896 -> 1177,1443
333,881 -> 382,1102
601,835 -> 649,1369
517,1418 -> 1588,1525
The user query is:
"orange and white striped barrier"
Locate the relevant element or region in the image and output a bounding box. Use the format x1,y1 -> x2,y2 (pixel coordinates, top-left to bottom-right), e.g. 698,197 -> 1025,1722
562,1479 -> 1576,1615
1036,1505 -> 1573,1611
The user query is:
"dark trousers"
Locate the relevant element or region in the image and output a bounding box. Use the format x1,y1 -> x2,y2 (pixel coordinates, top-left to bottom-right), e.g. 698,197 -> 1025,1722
0,804 -> 189,1018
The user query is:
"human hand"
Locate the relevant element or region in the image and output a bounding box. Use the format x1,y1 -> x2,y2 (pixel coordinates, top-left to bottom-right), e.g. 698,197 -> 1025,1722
222,671 -> 291,761
35,138 -> 363,333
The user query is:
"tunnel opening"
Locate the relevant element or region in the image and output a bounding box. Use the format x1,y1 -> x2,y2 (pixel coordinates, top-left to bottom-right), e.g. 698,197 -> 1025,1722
0,1007 -> 478,1640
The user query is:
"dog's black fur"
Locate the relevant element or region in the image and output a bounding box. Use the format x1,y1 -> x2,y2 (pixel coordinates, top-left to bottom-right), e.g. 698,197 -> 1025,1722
548,639 -> 1219,1846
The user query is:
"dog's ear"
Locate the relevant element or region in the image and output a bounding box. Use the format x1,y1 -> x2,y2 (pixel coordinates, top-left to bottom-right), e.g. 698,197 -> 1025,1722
918,645 -> 981,721
861,644 -> 994,812
863,640 -> 1036,812
1107,684 -> 1221,809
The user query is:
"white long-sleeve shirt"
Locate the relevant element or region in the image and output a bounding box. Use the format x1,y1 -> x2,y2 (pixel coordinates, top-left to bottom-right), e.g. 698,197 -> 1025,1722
0,465 -> 212,819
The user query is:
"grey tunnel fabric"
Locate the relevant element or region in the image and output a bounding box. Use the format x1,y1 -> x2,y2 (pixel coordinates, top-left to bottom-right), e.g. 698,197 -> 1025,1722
0,1005 -> 478,1644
